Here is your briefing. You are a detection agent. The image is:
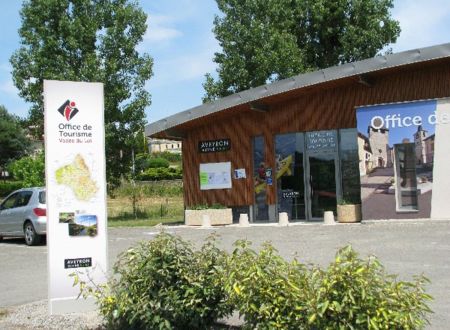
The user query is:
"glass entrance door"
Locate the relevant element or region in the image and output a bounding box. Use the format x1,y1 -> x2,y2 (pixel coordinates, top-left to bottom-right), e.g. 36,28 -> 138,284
275,133 -> 306,220
305,130 -> 339,219
274,130 -> 342,221
307,153 -> 338,218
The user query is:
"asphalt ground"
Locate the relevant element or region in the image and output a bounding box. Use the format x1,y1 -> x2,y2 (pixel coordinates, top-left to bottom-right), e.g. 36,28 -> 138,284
1,220 -> 450,329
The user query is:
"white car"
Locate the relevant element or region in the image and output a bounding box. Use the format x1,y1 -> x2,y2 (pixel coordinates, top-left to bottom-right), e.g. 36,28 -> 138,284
0,187 -> 46,246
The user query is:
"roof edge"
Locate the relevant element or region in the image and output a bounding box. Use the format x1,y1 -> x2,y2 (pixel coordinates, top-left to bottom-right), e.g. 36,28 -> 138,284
146,43 -> 450,137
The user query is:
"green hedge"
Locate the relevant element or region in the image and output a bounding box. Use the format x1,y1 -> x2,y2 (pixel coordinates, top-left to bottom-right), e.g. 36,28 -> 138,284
137,167 -> 182,181
74,234 -> 432,329
0,181 -> 24,197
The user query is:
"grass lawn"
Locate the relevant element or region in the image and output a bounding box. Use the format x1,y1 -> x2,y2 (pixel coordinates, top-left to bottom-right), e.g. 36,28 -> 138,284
107,195 -> 184,227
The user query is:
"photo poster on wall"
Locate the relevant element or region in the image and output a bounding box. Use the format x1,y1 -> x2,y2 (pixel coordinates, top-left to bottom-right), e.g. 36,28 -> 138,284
199,162 -> 232,190
356,98 -> 450,220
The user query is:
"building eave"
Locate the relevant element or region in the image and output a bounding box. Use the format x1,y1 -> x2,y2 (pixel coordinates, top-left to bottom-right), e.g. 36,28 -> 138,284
146,43 -> 450,138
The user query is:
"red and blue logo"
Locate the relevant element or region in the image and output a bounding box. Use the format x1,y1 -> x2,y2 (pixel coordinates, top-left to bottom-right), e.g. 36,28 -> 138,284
57,100 -> 79,121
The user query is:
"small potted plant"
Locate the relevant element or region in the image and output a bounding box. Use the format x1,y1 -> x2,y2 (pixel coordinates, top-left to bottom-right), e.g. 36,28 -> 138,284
337,197 -> 362,223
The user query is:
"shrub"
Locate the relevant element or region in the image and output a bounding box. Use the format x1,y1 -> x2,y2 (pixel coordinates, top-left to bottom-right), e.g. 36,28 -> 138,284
223,243 -> 432,329
307,246 -> 433,329
188,203 -> 227,210
0,181 -> 24,197
7,152 -> 44,187
74,239 -> 432,330
153,151 -> 181,163
148,157 -> 170,168
223,240 -> 311,329
77,233 -> 231,329
137,167 -> 182,181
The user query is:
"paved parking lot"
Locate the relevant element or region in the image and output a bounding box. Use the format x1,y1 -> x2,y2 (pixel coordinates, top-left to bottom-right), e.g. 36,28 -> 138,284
1,220 -> 450,329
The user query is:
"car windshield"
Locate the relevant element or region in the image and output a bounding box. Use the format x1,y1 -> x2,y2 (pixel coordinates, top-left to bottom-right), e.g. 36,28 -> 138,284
39,191 -> 46,204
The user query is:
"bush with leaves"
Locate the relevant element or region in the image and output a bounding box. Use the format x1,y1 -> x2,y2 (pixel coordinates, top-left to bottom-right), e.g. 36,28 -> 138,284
137,167 -> 182,181
76,233 -> 231,329
223,240 -> 312,329
148,157 -> 170,169
73,237 -> 432,329
7,152 -> 44,187
307,246 -> 432,329
0,181 -> 24,197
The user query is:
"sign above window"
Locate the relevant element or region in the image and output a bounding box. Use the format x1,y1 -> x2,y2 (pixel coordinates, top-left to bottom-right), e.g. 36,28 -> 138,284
306,131 -> 337,151
199,138 -> 231,153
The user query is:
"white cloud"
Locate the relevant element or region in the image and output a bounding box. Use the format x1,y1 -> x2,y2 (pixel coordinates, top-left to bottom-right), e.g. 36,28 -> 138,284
0,80 -> 19,98
392,0 -> 450,51
143,15 -> 182,44
0,63 -> 11,72
148,35 -> 219,89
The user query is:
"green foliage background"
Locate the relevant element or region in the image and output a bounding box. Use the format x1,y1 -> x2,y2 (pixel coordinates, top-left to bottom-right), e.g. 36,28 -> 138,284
0,105 -> 30,167
204,0 -> 401,101
10,0 -> 153,186
8,152 -> 45,187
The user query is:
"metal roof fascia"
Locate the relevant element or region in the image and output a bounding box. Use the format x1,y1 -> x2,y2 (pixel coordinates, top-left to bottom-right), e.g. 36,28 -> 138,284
147,43 -> 450,137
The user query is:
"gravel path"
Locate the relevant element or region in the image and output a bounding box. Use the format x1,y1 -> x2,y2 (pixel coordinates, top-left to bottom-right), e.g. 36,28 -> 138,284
0,300 -> 103,329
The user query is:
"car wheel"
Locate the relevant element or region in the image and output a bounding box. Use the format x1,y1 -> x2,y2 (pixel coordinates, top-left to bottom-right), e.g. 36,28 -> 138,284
24,222 -> 41,246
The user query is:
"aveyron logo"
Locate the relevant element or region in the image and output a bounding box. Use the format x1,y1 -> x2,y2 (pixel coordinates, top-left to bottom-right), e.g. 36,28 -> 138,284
58,100 -> 79,121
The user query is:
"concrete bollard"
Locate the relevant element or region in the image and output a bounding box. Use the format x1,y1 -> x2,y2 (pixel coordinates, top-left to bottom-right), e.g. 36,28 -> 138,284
239,213 -> 250,227
278,212 -> 289,226
323,211 -> 335,225
201,214 -> 212,227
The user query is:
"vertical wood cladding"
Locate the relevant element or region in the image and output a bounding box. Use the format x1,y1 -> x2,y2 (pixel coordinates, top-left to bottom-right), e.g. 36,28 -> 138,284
183,63 -> 450,208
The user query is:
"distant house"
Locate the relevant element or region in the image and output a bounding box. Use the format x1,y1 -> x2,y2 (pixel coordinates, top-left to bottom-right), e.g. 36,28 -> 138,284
367,125 -> 392,168
357,132 -> 373,176
148,138 -> 182,154
423,134 -> 435,166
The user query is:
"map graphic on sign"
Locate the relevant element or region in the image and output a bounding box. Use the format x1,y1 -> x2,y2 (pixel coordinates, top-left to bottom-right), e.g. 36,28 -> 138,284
55,154 -> 98,201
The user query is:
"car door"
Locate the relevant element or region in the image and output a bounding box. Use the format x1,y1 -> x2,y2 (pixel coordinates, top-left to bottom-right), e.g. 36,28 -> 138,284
0,192 -> 19,234
10,191 -> 34,235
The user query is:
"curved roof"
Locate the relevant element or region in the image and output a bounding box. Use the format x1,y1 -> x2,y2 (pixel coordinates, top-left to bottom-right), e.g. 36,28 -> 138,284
146,43 -> 450,138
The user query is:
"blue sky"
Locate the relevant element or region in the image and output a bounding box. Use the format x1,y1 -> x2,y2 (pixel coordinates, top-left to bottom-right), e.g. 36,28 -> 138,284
1,0 -> 450,123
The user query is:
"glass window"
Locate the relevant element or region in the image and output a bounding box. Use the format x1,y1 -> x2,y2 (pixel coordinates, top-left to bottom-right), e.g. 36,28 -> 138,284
339,129 -> 361,204
394,143 -> 418,211
16,191 -> 33,207
39,191 -> 46,204
253,136 -> 268,221
275,133 -> 306,220
1,193 -> 18,209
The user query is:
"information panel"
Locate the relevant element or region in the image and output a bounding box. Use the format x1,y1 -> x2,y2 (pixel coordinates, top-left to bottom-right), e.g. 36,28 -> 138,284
200,162 -> 232,190
44,80 -> 108,314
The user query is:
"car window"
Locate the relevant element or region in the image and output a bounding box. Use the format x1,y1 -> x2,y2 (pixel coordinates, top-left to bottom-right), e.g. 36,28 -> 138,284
1,193 -> 18,210
16,191 -> 33,207
39,191 -> 46,204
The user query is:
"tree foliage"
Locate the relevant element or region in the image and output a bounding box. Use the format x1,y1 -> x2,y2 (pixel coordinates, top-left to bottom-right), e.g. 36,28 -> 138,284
8,152 -> 45,187
0,105 -> 30,167
203,0 -> 401,101
10,0 -> 153,185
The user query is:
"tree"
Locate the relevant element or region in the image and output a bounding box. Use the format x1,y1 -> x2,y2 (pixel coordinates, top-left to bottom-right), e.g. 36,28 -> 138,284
8,152 -> 45,187
0,105 -> 30,168
10,0 -> 153,186
203,0 -> 401,102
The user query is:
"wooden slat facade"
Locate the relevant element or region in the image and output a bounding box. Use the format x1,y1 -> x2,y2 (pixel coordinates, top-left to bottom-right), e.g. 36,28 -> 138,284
181,61 -> 450,208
